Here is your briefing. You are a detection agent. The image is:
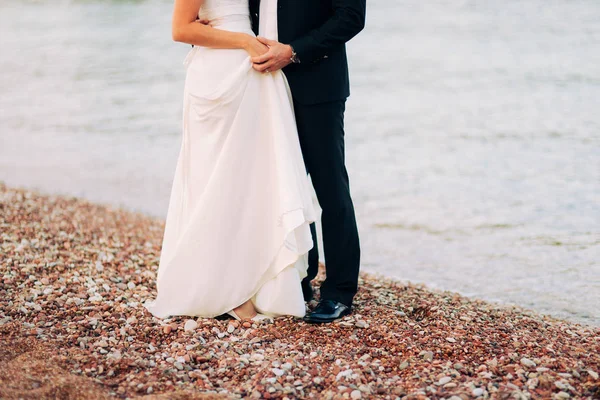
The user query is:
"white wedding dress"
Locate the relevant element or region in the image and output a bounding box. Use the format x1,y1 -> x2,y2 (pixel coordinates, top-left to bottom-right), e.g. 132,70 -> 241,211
143,0 -> 316,319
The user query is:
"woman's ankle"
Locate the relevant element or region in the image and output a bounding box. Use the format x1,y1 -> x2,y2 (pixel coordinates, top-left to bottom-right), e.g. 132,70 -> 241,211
233,300 -> 257,318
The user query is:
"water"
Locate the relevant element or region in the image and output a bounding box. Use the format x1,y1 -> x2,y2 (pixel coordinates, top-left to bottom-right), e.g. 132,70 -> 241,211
1,0 -> 598,326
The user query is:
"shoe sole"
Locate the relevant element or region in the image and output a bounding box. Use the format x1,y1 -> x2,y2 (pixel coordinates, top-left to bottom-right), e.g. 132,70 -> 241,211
302,308 -> 351,323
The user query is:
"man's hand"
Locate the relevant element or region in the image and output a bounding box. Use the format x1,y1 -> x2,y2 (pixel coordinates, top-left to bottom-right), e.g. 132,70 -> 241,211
251,36 -> 293,73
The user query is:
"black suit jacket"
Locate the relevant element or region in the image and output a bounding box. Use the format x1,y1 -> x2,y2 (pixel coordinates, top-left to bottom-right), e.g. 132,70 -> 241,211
249,0 -> 366,105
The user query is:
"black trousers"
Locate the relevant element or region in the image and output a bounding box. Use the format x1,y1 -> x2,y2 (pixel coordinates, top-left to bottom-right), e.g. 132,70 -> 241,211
292,98 -> 361,308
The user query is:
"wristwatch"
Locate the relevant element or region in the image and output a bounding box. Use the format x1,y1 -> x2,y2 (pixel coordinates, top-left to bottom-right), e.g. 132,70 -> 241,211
289,45 -> 300,64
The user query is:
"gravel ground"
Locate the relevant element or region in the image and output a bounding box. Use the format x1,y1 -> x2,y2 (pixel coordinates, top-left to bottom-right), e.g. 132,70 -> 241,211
1,182 -> 599,400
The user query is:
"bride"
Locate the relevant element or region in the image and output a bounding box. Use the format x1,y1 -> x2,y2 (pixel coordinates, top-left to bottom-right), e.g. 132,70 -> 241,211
143,0 -> 317,322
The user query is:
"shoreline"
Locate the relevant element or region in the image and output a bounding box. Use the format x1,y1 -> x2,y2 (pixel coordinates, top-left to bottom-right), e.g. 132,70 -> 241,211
1,182 -> 598,399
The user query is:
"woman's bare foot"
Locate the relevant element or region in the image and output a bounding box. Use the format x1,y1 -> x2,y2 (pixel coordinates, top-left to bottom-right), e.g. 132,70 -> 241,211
233,299 -> 257,319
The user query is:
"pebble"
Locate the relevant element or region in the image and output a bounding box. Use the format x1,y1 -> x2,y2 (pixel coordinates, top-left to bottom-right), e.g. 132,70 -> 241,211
472,388 -> 485,397
358,384 -> 370,394
350,390 -> 362,399
336,369 -> 353,381
588,369 -> 599,380
437,376 -> 452,385
355,320 -> 368,328
183,319 -> 198,332
520,357 -> 536,368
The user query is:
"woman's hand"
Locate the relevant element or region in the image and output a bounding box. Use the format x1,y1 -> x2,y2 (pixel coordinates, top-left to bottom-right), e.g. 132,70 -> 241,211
243,36 -> 270,58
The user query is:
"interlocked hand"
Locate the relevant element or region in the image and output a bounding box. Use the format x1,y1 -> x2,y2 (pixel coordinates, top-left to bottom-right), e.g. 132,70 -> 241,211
251,36 -> 293,73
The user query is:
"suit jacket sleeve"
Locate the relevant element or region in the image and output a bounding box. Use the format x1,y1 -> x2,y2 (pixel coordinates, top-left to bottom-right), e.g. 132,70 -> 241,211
288,0 -> 366,64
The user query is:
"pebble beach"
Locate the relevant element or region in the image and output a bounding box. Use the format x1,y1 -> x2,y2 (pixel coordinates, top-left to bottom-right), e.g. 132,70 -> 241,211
1,182 -> 598,399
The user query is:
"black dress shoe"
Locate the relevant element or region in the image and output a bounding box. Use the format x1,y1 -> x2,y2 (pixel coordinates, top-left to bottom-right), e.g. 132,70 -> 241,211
301,279 -> 314,302
303,299 -> 351,323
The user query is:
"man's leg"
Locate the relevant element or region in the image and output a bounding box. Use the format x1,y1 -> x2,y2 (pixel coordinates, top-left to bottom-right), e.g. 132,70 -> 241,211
306,222 -> 320,281
293,98 -> 361,309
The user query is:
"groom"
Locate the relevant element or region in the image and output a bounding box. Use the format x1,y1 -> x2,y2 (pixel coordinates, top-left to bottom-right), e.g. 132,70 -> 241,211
249,0 -> 366,323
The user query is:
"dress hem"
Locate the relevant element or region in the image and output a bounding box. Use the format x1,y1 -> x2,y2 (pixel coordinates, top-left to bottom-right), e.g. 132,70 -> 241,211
143,206 -> 315,320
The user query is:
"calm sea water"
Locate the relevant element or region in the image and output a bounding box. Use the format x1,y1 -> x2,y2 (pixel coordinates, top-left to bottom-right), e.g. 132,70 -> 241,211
1,0 -> 598,325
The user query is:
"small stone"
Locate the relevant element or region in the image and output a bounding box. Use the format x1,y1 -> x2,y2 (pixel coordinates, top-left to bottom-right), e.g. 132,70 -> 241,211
350,390 -> 362,399
336,369 -> 353,381
399,361 -> 409,370
520,357 -> 536,368
358,384 -> 371,394
555,392 -> 570,399
355,320 -> 368,328
272,368 -> 284,376
588,370 -> 599,380
472,388 -> 485,397
282,362 -> 293,370
227,324 -> 235,333
446,337 -> 456,343
422,351 -> 434,362
184,319 -> 198,332
557,381 -> 573,392
163,325 -> 172,334
437,376 -> 452,385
